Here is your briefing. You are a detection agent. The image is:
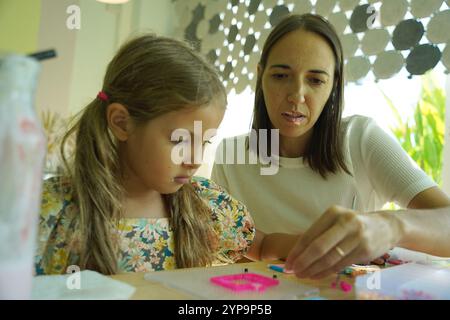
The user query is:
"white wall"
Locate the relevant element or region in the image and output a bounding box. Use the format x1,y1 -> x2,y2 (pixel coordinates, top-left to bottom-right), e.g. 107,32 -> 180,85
68,0 -> 177,114
35,0 -> 177,116
133,0 -> 177,38
36,0 -> 79,117
68,0 -> 121,115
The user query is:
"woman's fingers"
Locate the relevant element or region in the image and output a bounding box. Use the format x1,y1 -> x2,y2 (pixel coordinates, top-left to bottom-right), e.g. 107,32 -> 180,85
289,221 -> 348,276
287,210 -> 398,280
306,231 -> 393,279
287,206 -> 363,273
310,247 -> 361,279
298,235 -> 360,278
285,206 -> 344,269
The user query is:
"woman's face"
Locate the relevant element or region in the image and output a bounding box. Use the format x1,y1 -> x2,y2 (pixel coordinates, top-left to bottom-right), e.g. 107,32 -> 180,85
261,29 -> 335,149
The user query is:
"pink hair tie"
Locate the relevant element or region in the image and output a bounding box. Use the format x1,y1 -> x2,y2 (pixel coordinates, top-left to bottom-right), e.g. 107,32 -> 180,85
97,91 -> 109,102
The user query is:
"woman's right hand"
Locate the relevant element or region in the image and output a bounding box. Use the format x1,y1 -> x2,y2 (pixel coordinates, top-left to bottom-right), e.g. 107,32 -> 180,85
284,205 -> 404,279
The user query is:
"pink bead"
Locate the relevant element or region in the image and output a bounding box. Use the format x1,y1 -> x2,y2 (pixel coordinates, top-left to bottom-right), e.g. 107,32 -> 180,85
340,281 -> 352,292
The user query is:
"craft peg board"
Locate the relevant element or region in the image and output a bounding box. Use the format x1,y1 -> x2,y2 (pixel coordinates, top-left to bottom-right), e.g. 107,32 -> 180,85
144,264 -> 319,300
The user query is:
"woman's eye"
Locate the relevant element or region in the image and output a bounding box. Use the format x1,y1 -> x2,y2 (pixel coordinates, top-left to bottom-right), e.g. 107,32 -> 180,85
309,78 -> 325,85
271,73 -> 288,80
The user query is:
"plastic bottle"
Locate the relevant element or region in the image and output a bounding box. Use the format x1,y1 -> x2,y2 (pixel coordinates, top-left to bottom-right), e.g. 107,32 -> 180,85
0,54 -> 46,299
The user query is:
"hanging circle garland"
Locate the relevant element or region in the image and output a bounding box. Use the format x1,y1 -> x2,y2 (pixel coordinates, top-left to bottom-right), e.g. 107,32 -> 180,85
392,19 -> 424,50
406,44 -> 442,76
175,0 -> 450,91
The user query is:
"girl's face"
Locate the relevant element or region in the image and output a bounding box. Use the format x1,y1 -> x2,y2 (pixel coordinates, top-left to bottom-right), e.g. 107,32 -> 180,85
260,29 -> 335,149
122,100 -> 225,194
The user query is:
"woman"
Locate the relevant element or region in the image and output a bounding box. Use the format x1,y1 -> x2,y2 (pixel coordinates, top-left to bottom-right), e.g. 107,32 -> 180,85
211,14 -> 450,279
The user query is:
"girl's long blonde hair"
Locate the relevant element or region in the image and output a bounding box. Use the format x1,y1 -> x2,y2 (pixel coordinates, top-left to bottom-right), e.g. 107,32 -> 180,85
60,35 -> 227,274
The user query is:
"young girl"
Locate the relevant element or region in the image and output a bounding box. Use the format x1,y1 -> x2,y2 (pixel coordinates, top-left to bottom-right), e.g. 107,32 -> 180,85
212,14 -> 450,279
35,35 -> 297,275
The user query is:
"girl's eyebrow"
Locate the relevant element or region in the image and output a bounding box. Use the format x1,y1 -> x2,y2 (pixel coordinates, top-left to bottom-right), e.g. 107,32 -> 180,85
269,64 -> 330,77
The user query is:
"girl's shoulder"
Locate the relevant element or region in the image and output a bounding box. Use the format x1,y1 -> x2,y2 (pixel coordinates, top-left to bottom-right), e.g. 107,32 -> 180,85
190,176 -> 247,212
190,177 -> 255,262
190,176 -> 232,202
190,176 -> 219,189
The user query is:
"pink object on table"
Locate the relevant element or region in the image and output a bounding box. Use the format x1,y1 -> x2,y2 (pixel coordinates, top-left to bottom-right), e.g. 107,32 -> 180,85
340,281 -> 352,293
387,259 -> 406,265
210,273 -> 279,292
331,277 -> 352,293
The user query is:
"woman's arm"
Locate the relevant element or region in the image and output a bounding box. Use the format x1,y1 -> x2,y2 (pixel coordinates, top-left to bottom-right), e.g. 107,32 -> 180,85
280,117 -> 450,278
284,187 -> 450,279
245,229 -> 301,261
407,186 -> 450,208
394,187 -> 450,256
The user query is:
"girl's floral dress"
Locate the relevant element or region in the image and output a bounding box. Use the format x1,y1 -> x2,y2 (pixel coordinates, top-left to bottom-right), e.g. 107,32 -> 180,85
35,176 -> 255,274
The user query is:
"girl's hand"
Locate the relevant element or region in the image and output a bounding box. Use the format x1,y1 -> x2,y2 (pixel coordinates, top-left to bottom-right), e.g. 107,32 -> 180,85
246,230 -> 302,261
284,205 -> 404,279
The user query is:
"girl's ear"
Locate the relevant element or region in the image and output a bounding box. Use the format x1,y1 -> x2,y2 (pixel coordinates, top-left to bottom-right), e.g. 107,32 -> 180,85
107,103 -> 130,142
